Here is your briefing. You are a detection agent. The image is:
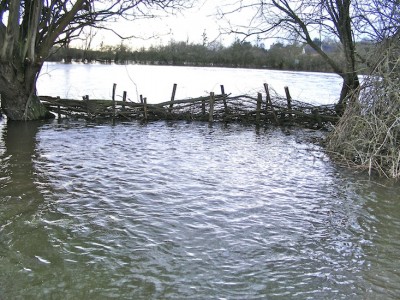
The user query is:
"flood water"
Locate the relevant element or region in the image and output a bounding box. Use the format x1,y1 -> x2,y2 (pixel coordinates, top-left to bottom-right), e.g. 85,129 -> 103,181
1,64 -> 400,299
37,62 -> 343,105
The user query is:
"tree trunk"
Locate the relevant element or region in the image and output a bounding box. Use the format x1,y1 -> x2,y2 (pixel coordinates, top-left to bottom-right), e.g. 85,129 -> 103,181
334,0 -> 360,114
335,71 -> 360,114
339,72 -> 360,103
0,61 -> 53,121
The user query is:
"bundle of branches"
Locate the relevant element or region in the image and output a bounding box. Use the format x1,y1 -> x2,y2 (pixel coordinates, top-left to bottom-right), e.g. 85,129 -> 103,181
327,35 -> 400,178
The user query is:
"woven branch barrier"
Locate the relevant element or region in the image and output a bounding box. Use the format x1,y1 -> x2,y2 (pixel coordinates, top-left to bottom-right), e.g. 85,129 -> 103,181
40,83 -> 339,129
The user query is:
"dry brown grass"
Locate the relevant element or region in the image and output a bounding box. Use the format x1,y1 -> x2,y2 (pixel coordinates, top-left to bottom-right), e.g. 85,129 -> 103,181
327,36 -> 400,178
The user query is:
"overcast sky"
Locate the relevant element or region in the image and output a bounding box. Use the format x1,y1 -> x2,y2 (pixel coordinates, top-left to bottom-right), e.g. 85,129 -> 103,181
86,0 -> 261,50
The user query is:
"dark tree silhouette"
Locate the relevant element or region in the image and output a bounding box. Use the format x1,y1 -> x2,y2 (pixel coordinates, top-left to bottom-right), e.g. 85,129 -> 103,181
0,0 -> 190,120
220,0 -> 399,111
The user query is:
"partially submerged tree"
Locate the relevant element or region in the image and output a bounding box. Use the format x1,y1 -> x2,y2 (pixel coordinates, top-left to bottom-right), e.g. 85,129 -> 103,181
219,0 -> 399,177
0,0 -> 189,120
220,0 -> 399,110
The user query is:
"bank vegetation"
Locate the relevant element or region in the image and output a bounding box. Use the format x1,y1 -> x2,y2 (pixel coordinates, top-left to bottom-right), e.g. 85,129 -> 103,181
46,39 -> 375,74
327,34 -> 400,179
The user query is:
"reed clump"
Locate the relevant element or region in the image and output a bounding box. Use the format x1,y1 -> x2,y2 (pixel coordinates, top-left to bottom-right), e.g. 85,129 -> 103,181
327,36 -> 400,178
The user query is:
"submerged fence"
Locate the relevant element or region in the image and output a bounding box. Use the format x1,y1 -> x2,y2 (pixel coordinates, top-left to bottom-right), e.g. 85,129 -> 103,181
40,83 -> 339,128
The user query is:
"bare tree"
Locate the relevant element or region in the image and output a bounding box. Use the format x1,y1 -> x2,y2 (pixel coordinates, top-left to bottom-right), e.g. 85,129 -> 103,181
353,0 -> 399,41
220,0 -> 399,111
0,0 -> 191,120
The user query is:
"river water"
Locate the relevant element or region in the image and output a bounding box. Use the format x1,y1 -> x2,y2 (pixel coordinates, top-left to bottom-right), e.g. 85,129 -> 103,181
37,62 -> 343,105
1,64 -> 400,299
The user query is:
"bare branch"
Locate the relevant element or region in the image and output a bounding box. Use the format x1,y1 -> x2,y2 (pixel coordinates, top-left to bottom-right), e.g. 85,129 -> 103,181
0,0 -> 20,60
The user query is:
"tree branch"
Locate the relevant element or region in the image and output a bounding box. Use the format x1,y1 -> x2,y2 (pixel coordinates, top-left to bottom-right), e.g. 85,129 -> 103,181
21,0 -> 43,63
0,0 -> 20,60
39,0 -> 87,58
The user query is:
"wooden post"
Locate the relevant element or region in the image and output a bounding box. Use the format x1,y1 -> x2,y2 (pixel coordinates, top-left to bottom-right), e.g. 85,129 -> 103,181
143,97 -> 148,121
284,86 -> 292,110
202,98 -> 206,116
256,92 -> 262,124
220,85 -> 228,114
263,83 -> 271,107
57,96 -> 61,119
112,84 -> 117,100
122,91 -> 127,111
140,94 -> 144,104
112,83 -> 117,119
169,83 -> 177,113
82,95 -> 90,117
263,83 -> 279,125
284,86 -> 292,120
209,92 -> 215,123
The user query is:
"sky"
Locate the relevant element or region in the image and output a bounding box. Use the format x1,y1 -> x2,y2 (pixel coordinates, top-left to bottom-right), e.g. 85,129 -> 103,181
81,0 -> 261,50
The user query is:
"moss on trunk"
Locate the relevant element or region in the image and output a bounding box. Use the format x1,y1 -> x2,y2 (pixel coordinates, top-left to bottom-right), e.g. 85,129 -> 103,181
0,61 -> 54,121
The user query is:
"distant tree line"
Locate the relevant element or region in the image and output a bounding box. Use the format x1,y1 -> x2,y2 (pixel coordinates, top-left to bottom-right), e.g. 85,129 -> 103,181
47,39 -> 374,73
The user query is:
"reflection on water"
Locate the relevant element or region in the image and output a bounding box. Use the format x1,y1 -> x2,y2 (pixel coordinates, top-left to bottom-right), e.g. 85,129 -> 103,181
0,120 -> 64,297
0,118 -> 399,299
37,63 -> 343,105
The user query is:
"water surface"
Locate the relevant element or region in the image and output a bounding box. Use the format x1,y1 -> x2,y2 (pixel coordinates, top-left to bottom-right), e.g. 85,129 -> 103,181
38,63 -> 342,105
1,118 -> 399,299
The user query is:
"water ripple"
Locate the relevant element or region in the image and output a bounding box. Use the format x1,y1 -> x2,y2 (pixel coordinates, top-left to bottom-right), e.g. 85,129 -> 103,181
1,120 -> 399,299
